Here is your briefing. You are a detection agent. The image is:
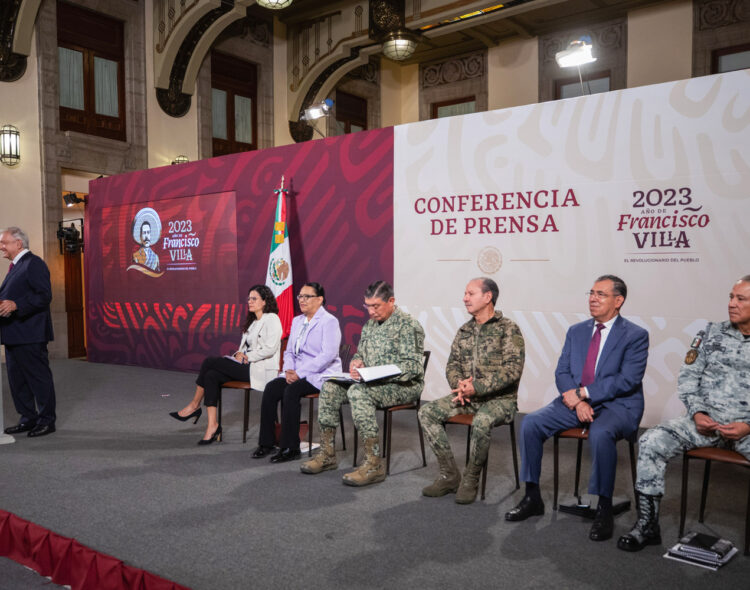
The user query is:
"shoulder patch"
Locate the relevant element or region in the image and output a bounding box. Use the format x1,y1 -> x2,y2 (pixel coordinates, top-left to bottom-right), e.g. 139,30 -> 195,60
684,349 -> 698,365
512,334 -> 525,349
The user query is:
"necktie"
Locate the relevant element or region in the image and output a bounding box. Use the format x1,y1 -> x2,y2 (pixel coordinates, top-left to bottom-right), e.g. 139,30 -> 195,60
580,323 -> 605,386
7,262 -> 13,274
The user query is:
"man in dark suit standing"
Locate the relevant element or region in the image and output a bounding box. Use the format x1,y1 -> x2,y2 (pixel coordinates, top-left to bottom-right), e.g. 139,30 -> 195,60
505,275 -> 649,542
0,227 -> 57,437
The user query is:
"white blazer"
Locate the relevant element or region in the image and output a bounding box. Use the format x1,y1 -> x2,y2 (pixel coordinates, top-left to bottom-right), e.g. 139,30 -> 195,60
238,313 -> 283,390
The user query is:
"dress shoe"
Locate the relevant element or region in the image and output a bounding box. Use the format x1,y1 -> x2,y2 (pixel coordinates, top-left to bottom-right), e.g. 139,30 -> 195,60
589,506 -> 614,541
28,424 -> 56,438
169,407 -> 202,424
505,495 -> 545,522
251,445 -> 276,458
198,426 -> 222,446
270,448 -> 301,463
4,422 -> 36,435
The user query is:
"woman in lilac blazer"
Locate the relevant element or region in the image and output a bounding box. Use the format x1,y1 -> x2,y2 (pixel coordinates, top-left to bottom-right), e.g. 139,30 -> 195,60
252,282 -> 342,463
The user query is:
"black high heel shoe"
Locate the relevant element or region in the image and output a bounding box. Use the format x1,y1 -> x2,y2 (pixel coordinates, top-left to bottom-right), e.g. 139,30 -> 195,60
198,425 -> 222,446
169,407 -> 202,424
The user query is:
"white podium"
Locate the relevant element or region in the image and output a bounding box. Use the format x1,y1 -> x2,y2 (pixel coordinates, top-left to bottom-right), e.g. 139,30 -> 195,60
1,353 -> 16,444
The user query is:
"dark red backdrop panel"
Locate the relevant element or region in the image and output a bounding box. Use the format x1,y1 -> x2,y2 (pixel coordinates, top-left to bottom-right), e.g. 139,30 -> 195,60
85,128 -> 394,371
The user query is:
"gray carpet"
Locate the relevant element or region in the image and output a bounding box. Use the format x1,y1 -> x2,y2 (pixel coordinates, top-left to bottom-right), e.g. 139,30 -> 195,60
1,359 -> 748,589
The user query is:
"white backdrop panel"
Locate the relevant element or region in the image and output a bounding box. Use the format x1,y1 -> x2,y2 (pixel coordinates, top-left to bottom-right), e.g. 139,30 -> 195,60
394,70 -> 750,427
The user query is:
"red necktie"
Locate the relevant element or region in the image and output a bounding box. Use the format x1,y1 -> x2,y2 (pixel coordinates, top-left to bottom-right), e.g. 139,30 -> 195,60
580,323 -> 605,386
7,262 -> 12,274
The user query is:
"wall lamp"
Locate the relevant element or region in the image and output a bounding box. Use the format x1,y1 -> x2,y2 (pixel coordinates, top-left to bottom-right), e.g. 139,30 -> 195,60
256,0 -> 293,9
171,155 -> 189,165
63,192 -> 87,207
0,124 -> 20,166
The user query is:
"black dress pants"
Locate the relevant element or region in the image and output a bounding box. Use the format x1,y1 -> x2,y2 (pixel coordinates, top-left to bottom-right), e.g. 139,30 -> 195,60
258,377 -> 318,449
195,356 -> 251,407
6,342 -> 56,426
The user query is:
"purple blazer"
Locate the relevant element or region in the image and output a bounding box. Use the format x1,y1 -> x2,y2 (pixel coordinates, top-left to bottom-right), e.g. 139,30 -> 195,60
283,306 -> 342,390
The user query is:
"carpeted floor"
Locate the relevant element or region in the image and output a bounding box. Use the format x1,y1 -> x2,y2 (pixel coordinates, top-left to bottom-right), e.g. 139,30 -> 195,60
1,359 -> 748,589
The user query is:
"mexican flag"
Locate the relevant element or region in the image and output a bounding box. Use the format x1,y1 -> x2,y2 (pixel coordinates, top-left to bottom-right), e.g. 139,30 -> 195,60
265,179 -> 293,338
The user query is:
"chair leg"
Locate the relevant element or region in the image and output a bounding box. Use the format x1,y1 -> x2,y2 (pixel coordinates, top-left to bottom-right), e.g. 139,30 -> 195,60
339,407 -> 346,451
509,421 -> 519,490
385,411 -> 393,475
628,440 -> 637,498
481,448 -> 489,501
699,460 -> 712,523
573,439 -> 583,502
464,426 -> 471,466
307,398 -> 314,457
553,435 -> 559,509
353,427 -> 359,467
382,410 -> 389,458
744,475 -> 750,556
679,453 -> 689,537
217,395 -> 222,433
417,419 -> 427,468
242,389 -> 250,444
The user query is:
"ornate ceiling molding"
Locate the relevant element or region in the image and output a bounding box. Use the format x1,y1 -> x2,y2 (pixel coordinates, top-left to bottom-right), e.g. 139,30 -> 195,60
0,0 -> 42,82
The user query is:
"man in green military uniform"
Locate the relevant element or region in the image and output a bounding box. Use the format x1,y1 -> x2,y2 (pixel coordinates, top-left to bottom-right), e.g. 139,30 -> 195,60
301,280 -> 425,486
419,277 -> 525,504
618,275 -> 750,552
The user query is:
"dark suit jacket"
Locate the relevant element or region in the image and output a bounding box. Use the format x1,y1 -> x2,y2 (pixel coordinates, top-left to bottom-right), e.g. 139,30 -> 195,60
555,315 -> 649,415
0,251 -> 54,345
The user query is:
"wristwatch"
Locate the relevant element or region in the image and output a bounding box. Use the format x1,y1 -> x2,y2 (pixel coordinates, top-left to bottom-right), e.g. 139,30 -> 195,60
575,386 -> 582,400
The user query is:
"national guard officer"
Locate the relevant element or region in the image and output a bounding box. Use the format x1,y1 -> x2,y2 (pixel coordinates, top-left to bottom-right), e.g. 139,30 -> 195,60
618,275 -> 750,552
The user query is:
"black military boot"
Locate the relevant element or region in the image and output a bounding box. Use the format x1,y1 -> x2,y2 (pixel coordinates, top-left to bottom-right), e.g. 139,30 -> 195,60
617,491 -> 662,552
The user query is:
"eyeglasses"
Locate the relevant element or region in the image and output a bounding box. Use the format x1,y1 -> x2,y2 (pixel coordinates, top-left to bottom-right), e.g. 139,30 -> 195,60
297,294 -> 319,300
247,296 -> 261,302
586,290 -> 613,300
363,303 -> 384,311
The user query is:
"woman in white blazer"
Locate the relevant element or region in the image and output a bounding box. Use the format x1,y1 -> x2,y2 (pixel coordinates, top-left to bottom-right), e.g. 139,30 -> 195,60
170,284 -> 282,445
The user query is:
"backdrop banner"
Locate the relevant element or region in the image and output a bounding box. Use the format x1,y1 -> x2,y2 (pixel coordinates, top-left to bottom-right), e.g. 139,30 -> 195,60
394,70 -> 750,427
86,129 -> 394,371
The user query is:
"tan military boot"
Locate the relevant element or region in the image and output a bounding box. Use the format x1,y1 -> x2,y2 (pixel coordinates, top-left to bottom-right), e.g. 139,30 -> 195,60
422,453 -> 461,497
455,462 -> 483,504
300,427 -> 337,474
342,437 -> 386,486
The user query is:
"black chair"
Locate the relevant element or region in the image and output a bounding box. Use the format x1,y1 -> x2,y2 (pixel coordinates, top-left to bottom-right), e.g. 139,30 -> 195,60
217,381 -> 252,443
679,447 -> 750,556
217,339 -> 287,443
301,343 -> 351,456
552,428 -> 637,517
353,351 -> 431,474
446,413 -> 520,501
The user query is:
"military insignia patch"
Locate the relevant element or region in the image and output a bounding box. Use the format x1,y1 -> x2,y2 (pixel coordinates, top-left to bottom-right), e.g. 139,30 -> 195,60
685,349 -> 698,365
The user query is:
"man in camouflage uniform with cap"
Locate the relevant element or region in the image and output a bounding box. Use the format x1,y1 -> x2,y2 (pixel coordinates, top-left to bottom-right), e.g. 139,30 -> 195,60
419,277 -> 525,504
618,275 -> 750,552
301,280 -> 424,486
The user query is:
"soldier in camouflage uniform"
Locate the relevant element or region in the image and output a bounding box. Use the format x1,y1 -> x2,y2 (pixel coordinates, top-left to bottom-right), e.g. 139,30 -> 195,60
300,280 -> 425,486
618,276 -> 750,552
419,277 -> 524,504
